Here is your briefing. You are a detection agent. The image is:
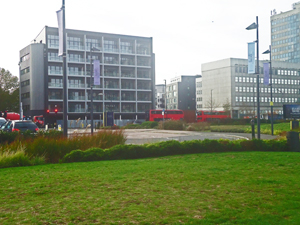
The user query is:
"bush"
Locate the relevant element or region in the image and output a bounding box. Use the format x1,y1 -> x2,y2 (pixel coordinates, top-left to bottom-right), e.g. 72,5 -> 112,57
186,122 -> 210,131
1,129 -> 126,164
141,121 -> 158,129
158,120 -> 184,130
62,139 -> 289,163
0,147 -> 45,168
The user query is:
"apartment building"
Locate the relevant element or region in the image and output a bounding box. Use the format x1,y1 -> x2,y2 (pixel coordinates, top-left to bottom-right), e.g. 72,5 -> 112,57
19,26 -> 155,122
166,75 -> 200,110
155,84 -> 166,109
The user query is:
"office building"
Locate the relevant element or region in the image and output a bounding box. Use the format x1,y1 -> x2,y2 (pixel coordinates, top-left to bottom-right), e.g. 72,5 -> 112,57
19,26 -> 155,122
166,75 -> 200,110
271,2 -> 300,63
199,58 -> 300,119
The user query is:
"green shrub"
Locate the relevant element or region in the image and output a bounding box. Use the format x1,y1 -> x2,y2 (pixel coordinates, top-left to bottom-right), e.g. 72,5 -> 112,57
62,139 -> 289,163
141,121 -> 158,129
1,130 -> 126,164
158,120 -> 184,130
124,124 -> 142,129
0,147 -> 45,168
186,122 -> 210,131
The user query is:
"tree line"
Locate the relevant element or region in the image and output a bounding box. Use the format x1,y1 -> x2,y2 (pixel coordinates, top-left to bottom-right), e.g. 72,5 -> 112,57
0,68 -> 19,113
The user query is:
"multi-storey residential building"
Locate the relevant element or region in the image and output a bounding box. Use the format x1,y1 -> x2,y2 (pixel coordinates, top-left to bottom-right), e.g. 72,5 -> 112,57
155,84 -> 166,109
200,58 -> 300,119
166,75 -> 200,110
271,2 -> 300,63
19,26 -> 155,123
196,76 -> 203,111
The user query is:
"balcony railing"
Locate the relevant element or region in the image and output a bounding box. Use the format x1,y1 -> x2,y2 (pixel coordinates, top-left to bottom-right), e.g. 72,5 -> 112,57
68,45 -> 85,50
48,83 -> 63,88
49,70 -> 63,75
48,56 -> 62,61
121,74 -> 135,78
48,96 -> 63,100
68,58 -> 85,63
69,96 -> 85,100
68,71 -> 85,76
68,108 -> 86,113
68,84 -> 85,88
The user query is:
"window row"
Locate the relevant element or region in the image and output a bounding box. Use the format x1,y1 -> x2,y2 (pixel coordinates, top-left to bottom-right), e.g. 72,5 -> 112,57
47,35 -> 151,55
236,96 -> 298,103
235,86 -> 299,94
235,67 -> 299,76
235,76 -> 300,85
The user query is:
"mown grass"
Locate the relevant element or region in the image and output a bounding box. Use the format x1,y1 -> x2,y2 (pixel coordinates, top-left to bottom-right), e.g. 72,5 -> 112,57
211,122 -> 293,135
0,151 -> 300,224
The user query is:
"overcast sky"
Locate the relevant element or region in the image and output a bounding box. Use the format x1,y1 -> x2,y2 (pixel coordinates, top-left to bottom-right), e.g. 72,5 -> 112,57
0,0 -> 297,85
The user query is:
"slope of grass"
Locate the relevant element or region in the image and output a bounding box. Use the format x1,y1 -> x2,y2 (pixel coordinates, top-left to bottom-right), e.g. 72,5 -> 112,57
0,152 -> 300,224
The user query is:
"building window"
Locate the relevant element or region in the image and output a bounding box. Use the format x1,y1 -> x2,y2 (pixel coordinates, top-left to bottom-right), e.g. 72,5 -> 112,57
21,67 -> 30,75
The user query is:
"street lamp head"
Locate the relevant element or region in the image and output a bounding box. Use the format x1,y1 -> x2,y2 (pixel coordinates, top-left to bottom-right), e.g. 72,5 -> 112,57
262,49 -> 271,54
246,22 -> 257,30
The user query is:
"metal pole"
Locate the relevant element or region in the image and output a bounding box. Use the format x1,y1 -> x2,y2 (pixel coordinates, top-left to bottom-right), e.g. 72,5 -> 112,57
90,47 -> 94,135
256,16 -> 261,140
62,0 -> 68,137
164,79 -> 167,110
269,45 -> 274,136
211,89 -> 213,114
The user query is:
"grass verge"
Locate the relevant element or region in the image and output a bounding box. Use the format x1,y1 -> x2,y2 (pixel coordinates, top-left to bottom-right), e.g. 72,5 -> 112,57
0,151 -> 299,224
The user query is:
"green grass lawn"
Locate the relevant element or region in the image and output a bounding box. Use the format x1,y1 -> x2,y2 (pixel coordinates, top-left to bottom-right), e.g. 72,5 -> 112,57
211,122 -> 291,135
1,152 -> 300,224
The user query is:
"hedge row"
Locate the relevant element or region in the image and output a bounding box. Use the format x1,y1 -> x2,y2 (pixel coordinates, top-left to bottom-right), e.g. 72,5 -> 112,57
62,139 -> 289,163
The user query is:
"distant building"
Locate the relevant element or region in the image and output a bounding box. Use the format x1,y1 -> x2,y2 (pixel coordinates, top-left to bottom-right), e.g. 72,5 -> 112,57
200,58 -> 300,119
19,26 -> 155,122
271,2 -> 300,63
166,75 -> 200,110
155,84 -> 166,109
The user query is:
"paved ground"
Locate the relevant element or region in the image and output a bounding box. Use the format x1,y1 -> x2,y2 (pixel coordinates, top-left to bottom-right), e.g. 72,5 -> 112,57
66,128 -> 277,145
123,129 -> 277,144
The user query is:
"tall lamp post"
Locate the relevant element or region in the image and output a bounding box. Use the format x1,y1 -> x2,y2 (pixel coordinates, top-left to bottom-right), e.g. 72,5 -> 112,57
246,16 -> 261,139
263,45 -> 273,136
164,79 -> 167,110
90,46 -> 100,135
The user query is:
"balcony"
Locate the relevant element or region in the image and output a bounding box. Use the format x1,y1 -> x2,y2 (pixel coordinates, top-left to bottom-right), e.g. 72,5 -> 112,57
48,96 -> 63,100
69,96 -> 85,101
48,56 -> 62,62
48,70 -> 63,75
48,83 -> 63,88
68,58 -> 85,63
68,45 -> 85,51
68,83 -> 85,88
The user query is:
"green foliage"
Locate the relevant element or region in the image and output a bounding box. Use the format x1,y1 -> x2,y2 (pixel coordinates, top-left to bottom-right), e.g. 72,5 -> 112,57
124,121 -> 158,129
62,139 -> 289,163
158,120 -> 184,130
0,147 -> 45,168
0,68 -> 19,112
186,122 -> 210,131
141,121 -> 158,128
1,130 -> 126,164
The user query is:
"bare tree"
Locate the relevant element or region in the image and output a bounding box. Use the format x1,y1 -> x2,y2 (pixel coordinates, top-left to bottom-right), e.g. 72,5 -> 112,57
222,98 -> 231,115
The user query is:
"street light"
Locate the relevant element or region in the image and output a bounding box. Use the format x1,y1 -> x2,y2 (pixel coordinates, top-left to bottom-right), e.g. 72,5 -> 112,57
263,45 -> 273,136
246,16 -> 261,139
164,79 -> 167,110
90,46 -> 100,135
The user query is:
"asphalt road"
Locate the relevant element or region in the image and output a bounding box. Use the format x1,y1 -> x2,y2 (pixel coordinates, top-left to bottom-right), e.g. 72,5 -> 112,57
123,129 -> 277,145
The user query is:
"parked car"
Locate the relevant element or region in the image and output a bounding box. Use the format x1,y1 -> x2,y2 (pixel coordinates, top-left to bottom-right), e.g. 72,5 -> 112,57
0,117 -> 6,127
2,120 -> 39,133
1,120 -> 12,131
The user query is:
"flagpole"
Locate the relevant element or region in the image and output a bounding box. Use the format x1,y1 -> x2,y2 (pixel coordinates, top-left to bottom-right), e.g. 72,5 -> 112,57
62,0 -> 68,137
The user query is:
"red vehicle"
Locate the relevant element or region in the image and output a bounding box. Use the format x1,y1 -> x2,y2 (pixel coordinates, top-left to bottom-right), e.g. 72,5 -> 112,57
197,111 -> 230,122
33,115 -> 44,127
5,112 -> 20,120
146,109 -> 184,121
